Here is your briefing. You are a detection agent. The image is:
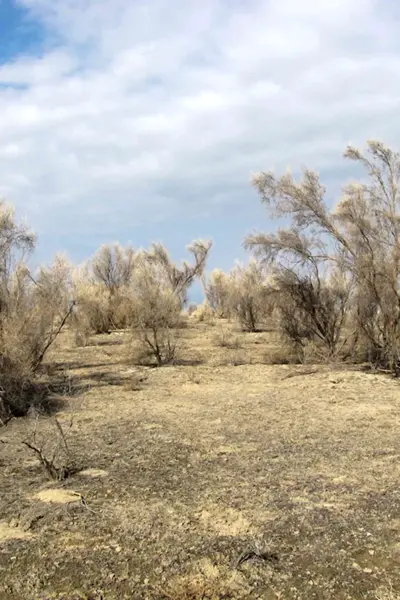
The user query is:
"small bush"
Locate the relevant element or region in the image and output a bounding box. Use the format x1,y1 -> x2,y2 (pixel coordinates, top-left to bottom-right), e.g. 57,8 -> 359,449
204,269 -> 232,318
129,241 -> 211,366
229,260 -> 273,332
73,327 -> 91,348
0,206 -> 73,422
131,259 -> 182,366
213,327 -> 242,349
123,371 -> 147,391
263,346 -> 301,365
186,303 -> 198,316
71,244 -> 136,337
190,301 -> 215,323
22,415 -> 78,480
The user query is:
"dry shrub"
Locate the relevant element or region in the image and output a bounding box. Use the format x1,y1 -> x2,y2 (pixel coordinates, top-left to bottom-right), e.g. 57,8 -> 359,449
229,259 -> 272,332
186,303 -> 198,316
130,240 -> 211,366
91,243 -> 135,293
0,206 -> 73,422
131,259 -> 183,367
71,244 -> 135,338
71,240 -> 211,343
212,326 -> 242,349
22,415 -> 77,480
71,267 -> 111,336
190,301 -> 215,324
144,239 -> 212,304
263,345 -> 300,365
204,269 -> 232,318
271,269 -> 351,360
248,140 -> 400,374
71,274 -> 133,338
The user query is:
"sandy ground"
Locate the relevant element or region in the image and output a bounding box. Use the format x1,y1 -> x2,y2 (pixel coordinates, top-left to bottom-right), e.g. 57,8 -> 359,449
0,321 -> 400,599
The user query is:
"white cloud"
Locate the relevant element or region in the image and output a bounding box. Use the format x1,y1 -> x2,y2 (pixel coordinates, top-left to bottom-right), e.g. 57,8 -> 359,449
1,0 -> 400,264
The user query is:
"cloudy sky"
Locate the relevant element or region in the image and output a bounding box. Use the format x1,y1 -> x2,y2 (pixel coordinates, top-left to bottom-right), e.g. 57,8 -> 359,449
0,0 -> 399,277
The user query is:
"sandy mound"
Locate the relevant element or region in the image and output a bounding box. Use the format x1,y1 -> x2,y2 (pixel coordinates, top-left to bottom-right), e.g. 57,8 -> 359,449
0,522 -> 33,543
33,489 -> 81,504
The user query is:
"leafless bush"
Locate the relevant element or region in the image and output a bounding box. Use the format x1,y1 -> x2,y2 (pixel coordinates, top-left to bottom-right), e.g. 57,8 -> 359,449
263,347 -> 299,365
0,204 -> 73,421
213,326 -> 242,349
143,239 -> 212,305
204,268 -> 232,318
248,140 -> 400,374
190,301 -> 215,324
130,241 -> 211,366
229,260 -> 273,332
131,258 -> 182,366
91,243 -> 135,292
72,244 -> 136,337
71,268 -> 110,336
22,415 -> 77,480
186,303 -> 198,316
272,268 -> 351,359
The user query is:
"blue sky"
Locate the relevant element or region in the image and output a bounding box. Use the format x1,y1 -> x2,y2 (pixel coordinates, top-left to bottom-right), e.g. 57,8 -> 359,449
1,0 -> 400,289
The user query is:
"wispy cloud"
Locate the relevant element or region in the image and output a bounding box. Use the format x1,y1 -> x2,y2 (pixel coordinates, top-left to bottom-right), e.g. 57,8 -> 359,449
1,0 -> 400,266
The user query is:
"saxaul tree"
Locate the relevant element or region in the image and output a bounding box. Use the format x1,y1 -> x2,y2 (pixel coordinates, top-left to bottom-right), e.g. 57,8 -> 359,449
131,240 -> 212,365
0,203 -> 35,318
0,204 -> 73,421
228,260 -> 272,332
91,243 -> 135,296
246,140 -> 400,372
204,269 -> 232,318
73,243 -> 136,335
143,240 -> 212,306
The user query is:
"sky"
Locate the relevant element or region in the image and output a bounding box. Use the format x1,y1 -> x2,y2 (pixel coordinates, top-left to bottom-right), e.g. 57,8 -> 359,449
0,0 -> 400,287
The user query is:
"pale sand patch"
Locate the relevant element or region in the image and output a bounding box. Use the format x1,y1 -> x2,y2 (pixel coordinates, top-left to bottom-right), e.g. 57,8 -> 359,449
199,505 -> 252,536
79,468 -> 109,478
166,558 -> 248,597
141,423 -> 163,430
215,445 -> 239,455
33,489 -> 81,504
23,457 -> 40,468
58,532 -> 86,551
197,557 -> 220,579
0,522 -> 33,543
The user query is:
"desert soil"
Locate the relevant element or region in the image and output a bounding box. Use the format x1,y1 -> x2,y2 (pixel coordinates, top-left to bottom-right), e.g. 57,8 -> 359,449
0,322 -> 400,600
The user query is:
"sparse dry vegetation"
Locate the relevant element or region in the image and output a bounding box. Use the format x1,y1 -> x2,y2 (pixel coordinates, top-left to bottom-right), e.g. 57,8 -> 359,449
22,415 -> 77,481
228,259 -> 272,332
212,324 -> 241,349
204,269 -> 232,319
1,140 -> 400,600
0,204 -> 72,422
247,140 -> 400,374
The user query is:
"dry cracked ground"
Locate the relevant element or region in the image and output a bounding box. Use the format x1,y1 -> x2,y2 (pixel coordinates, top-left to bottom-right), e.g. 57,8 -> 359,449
1,321 -> 400,600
